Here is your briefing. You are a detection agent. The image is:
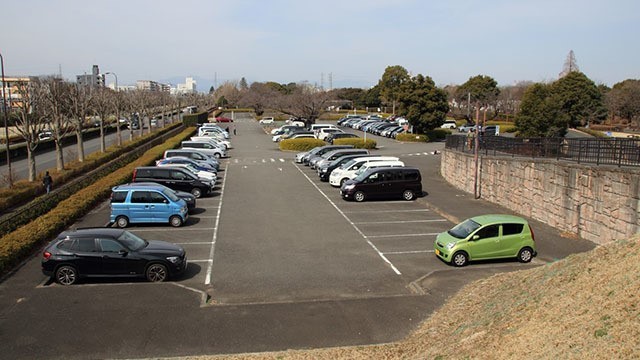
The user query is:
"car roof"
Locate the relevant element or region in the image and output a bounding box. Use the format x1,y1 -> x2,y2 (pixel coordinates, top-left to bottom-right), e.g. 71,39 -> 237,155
56,227 -> 126,240
112,183 -> 166,191
470,214 -> 527,225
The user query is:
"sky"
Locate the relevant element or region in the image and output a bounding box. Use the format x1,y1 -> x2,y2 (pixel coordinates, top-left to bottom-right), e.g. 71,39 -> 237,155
1,0 -> 638,91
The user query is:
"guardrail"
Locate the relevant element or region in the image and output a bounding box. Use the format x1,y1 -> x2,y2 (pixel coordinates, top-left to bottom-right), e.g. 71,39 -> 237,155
445,134 -> 640,167
0,125 -> 184,237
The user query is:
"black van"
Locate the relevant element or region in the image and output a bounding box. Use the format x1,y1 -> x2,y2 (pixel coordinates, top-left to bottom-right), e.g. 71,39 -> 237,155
132,166 -> 214,198
340,166 -> 422,202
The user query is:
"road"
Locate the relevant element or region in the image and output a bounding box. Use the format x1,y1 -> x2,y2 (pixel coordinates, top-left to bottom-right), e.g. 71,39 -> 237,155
0,114 -> 596,359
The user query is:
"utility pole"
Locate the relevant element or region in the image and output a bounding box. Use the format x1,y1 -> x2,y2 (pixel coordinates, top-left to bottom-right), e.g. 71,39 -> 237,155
0,51 -> 13,187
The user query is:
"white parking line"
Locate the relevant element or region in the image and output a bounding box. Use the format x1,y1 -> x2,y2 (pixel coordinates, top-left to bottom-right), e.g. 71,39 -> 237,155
129,227 -> 216,232
383,250 -> 435,255
366,233 -> 440,238
188,259 -> 214,263
354,219 -> 447,225
342,209 -> 431,214
295,164 -> 402,275
175,242 -> 215,245
205,164 -> 229,286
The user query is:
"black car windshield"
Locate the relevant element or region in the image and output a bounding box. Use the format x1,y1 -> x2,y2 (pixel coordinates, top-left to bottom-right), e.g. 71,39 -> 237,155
162,188 -> 180,202
448,219 -> 482,239
117,231 -> 148,250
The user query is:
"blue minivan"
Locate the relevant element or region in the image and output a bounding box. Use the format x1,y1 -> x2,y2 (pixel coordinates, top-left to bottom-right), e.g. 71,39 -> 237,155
110,184 -> 189,228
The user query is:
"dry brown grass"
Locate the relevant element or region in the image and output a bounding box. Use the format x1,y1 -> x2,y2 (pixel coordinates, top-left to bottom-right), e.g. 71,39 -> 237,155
173,236 -> 640,360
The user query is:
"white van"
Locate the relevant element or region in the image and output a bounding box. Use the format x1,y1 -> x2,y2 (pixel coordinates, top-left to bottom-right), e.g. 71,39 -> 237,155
329,156 -> 400,187
190,136 -> 232,149
353,160 -> 405,178
310,124 -> 338,137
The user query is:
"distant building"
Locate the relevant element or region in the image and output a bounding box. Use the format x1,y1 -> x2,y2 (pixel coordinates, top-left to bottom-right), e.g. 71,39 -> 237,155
136,80 -> 170,92
1,76 -> 33,111
76,65 -> 104,89
176,77 -> 197,94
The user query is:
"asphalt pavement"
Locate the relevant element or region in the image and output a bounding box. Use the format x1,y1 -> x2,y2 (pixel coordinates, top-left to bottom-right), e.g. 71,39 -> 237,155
0,115 -> 596,359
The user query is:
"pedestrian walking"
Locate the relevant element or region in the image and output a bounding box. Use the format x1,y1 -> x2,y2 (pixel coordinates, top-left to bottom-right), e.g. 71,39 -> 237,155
233,124 -> 237,136
43,171 -> 53,194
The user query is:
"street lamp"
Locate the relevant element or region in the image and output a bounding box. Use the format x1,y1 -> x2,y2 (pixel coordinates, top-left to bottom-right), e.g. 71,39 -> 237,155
0,51 -> 13,187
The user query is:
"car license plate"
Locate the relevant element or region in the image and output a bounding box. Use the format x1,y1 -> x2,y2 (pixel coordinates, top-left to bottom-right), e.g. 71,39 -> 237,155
435,249 -> 440,256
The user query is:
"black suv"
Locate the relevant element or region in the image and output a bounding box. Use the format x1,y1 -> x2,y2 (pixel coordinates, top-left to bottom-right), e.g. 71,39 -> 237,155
41,228 -> 187,285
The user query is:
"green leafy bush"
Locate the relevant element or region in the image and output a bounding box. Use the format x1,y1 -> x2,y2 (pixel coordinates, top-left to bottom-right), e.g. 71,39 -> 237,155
424,129 -> 449,141
333,138 -> 377,149
279,138 -> 326,151
396,133 -> 430,142
183,112 -> 208,126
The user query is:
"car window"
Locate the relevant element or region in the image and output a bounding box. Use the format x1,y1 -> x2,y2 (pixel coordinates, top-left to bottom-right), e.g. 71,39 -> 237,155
111,191 -> 127,203
365,173 -> 380,183
148,191 -> 168,204
405,171 -> 420,181
162,188 -> 180,202
117,231 -> 147,251
131,191 -> 150,203
475,225 -> 500,239
98,238 -> 126,253
503,223 -> 524,235
58,238 -> 96,252
448,219 -> 482,239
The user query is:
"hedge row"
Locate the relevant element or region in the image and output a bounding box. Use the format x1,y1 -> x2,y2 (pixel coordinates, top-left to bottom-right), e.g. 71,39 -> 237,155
279,138 -> 326,152
0,123 -> 182,213
333,138 -> 377,149
396,133 -> 430,142
0,127 -> 196,276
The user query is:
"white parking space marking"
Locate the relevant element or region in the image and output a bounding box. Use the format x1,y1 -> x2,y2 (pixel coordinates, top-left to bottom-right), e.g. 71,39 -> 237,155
295,164 -> 402,275
383,250 -> 435,255
175,242 -> 215,245
129,227 -> 216,232
188,259 -> 214,263
353,219 -> 447,225
342,209 -> 432,214
366,233 -> 440,238
205,164 -> 229,286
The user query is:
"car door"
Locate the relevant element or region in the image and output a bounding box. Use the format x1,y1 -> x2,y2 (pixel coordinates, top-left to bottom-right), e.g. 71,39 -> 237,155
129,191 -> 153,223
359,172 -> 385,199
97,238 -> 140,275
147,190 -> 171,223
498,223 -> 526,257
380,170 -> 400,198
68,238 -> 102,276
170,169 -> 194,193
467,224 -> 502,259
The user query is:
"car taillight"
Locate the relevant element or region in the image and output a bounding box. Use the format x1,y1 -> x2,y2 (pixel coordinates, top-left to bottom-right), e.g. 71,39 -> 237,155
132,169 -> 137,180
529,225 -> 535,241
43,251 -> 51,260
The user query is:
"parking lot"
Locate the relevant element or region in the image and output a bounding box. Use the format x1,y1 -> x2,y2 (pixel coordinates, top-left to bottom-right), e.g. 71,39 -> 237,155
0,114 -> 595,359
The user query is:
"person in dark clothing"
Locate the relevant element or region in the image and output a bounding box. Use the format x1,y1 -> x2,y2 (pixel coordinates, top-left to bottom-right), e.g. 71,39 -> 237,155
43,171 -> 53,194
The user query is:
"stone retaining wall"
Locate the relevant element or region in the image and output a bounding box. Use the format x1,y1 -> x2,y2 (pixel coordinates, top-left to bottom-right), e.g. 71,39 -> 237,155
441,149 -> 640,244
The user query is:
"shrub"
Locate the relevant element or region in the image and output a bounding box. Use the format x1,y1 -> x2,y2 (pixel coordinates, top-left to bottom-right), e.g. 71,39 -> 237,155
183,112 -> 208,126
279,138 -> 326,151
396,133 -> 430,142
424,129 -> 449,142
333,138 -> 377,149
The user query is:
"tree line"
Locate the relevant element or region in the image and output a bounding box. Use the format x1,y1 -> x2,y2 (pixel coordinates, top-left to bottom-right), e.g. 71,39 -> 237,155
2,76 -> 211,182
212,67 -> 640,137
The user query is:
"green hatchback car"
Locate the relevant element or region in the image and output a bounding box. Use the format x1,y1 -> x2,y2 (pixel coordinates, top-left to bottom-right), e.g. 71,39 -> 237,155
434,214 -> 537,266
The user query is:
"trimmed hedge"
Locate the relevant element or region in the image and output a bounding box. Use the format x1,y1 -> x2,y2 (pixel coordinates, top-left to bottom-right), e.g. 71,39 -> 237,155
424,129 -> 449,142
279,138 -> 326,151
0,127 -> 196,276
183,112 -> 209,126
333,138 -> 377,149
396,133 -> 430,142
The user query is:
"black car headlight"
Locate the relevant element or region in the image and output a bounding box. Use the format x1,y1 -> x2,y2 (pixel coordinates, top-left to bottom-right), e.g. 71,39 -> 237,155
167,256 -> 181,264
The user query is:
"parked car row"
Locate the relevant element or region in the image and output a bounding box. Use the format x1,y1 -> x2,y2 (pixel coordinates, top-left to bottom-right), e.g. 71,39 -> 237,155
107,123 -> 234,230
296,144 -> 422,202
337,116 -> 407,139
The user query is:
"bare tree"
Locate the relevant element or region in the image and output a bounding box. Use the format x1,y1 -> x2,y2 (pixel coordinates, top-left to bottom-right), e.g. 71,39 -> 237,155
41,76 -> 73,170
271,84 -> 331,126
92,87 -> 113,152
131,89 -> 152,136
214,81 -> 242,107
13,77 -> 49,181
67,83 -> 93,162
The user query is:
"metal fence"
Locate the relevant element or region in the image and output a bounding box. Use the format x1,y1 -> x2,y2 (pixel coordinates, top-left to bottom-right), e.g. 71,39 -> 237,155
445,134 -> 640,167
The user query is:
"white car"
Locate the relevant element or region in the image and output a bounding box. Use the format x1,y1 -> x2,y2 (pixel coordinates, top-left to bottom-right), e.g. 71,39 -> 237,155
155,162 -> 217,183
190,136 -> 232,150
259,117 -> 275,124
440,120 -> 457,129
329,156 -> 400,187
317,128 -> 344,141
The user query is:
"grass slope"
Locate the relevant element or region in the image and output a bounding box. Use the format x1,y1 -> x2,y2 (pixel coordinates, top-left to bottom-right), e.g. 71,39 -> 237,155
186,236 -> 640,359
